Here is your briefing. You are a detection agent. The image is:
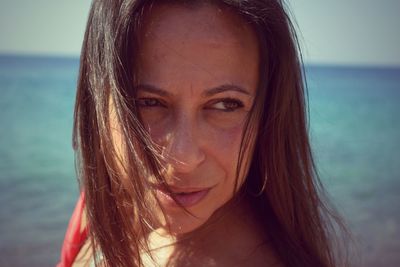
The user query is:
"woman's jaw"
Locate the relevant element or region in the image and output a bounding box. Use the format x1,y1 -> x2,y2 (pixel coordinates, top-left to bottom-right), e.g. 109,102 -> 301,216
150,188 -> 255,246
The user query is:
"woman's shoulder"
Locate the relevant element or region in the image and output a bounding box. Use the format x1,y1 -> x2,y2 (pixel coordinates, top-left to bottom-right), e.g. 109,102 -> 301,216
71,239 -> 93,267
58,192 -> 90,267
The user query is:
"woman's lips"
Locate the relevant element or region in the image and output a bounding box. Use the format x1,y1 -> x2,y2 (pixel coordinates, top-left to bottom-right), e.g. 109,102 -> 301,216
156,187 -> 211,208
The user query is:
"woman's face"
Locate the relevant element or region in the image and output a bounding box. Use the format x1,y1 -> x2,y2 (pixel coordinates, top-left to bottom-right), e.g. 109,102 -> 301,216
115,3 -> 260,235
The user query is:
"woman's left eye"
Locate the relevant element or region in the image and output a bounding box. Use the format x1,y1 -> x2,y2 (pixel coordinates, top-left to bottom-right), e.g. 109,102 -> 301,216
136,98 -> 165,108
208,98 -> 244,112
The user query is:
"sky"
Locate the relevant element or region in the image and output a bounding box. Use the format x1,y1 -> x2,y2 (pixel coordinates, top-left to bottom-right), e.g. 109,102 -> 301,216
0,0 -> 399,66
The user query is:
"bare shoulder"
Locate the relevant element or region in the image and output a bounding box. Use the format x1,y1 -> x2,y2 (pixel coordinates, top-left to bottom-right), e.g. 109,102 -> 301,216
72,238 -> 93,267
72,207 -> 94,267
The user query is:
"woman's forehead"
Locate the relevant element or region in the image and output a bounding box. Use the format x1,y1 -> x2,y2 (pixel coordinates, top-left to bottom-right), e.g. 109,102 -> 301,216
136,2 -> 260,94
139,2 -> 256,47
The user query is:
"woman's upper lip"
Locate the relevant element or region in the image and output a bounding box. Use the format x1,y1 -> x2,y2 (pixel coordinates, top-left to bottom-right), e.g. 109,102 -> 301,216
155,184 -> 212,194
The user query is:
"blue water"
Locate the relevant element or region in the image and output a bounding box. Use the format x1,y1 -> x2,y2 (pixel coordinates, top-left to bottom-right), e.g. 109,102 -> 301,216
0,55 -> 399,267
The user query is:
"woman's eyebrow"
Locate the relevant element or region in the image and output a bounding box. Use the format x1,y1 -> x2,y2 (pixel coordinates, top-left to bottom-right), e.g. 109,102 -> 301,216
202,84 -> 251,97
135,83 -> 251,97
135,84 -> 170,97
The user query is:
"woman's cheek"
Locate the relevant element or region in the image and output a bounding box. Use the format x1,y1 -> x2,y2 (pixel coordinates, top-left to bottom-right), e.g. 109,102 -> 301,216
206,117 -> 252,191
203,109 -> 248,130
140,110 -> 171,143
206,110 -> 248,149
205,122 -> 245,168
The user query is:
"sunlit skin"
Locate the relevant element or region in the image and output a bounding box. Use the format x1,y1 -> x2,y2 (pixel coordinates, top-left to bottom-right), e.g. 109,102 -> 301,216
135,2 -> 259,234
109,2 -> 278,266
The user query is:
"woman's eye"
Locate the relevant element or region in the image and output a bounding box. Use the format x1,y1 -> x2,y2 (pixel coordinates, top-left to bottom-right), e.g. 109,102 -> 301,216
209,98 -> 244,112
136,98 -> 165,108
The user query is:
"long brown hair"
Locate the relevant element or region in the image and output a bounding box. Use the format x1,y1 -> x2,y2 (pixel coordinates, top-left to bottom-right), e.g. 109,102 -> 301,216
73,0 -> 348,266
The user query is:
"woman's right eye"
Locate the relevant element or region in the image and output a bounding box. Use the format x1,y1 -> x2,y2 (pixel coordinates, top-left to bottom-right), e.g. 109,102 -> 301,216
136,98 -> 165,108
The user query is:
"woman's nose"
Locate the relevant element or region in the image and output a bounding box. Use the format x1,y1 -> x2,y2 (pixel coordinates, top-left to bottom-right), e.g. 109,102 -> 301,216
163,115 -> 205,174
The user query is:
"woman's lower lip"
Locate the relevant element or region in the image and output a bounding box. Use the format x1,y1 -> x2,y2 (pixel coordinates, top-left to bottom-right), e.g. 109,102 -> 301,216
156,188 -> 210,208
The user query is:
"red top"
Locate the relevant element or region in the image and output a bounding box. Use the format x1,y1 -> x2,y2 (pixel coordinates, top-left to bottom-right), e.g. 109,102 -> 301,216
57,192 -> 88,267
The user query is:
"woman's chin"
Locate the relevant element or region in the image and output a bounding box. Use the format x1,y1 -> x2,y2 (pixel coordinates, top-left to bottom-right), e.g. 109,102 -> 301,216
162,211 -> 210,236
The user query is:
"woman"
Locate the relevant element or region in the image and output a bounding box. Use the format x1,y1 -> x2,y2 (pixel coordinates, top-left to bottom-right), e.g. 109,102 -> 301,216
58,0 -> 347,266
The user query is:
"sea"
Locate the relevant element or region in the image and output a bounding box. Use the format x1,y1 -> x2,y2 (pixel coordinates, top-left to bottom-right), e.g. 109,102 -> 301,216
0,54 -> 399,267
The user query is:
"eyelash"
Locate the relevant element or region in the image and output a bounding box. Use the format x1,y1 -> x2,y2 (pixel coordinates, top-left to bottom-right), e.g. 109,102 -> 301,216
136,97 -> 244,112
208,98 -> 244,112
136,98 -> 166,108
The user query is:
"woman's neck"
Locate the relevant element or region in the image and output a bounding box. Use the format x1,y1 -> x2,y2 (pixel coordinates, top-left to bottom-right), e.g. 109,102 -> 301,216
145,194 -> 274,267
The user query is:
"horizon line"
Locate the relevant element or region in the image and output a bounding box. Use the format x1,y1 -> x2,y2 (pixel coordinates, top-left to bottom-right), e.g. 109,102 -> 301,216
1,51 -> 399,69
